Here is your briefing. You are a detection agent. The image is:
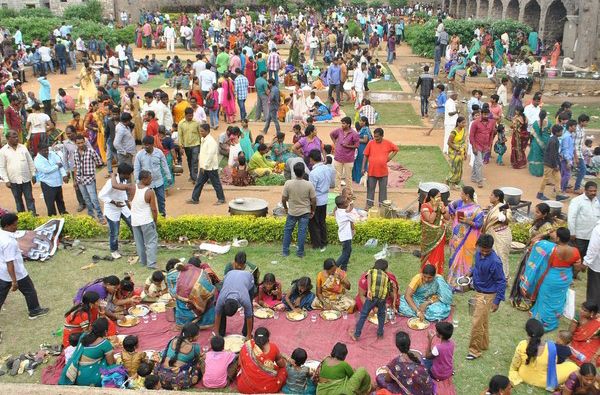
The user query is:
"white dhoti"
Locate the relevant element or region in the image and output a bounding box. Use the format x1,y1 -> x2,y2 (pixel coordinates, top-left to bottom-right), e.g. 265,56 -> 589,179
443,123 -> 453,154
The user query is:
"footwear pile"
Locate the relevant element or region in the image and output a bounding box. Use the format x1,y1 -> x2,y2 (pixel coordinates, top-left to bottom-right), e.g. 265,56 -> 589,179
0,347 -> 55,377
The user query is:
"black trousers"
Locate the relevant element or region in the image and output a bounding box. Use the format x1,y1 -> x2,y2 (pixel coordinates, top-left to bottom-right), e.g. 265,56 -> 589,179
218,313 -> 252,337
42,99 -> 52,119
587,269 -> 600,307
10,182 -> 36,214
575,238 -> 590,259
40,182 -> 66,216
308,204 -> 328,249
0,276 -> 41,314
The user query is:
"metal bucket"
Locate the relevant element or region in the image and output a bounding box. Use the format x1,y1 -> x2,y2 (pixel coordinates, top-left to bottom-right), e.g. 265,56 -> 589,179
500,187 -> 522,206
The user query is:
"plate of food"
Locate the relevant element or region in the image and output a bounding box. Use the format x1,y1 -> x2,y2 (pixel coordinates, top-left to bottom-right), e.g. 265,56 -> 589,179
113,352 -> 122,364
117,315 -> 140,327
376,366 -> 388,376
149,302 -> 166,313
144,350 -> 161,362
158,293 -> 173,303
224,334 -> 246,353
320,310 -> 342,321
511,241 -> 526,250
254,307 -> 274,319
368,313 -> 388,325
109,334 -> 127,348
304,360 -> 320,373
286,310 -> 307,321
407,317 -> 430,330
128,305 -> 150,317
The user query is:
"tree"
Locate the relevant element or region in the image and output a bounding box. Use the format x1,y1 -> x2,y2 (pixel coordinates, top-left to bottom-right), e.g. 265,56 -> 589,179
63,0 -> 103,23
305,0 -> 337,13
370,0 -> 384,8
389,0 -> 408,8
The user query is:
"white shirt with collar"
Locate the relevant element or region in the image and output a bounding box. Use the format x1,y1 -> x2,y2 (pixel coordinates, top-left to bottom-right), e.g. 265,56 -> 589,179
0,229 -> 28,282
0,144 -> 36,184
584,221 -> 600,273
568,193 -> 600,240
98,174 -> 132,221
198,134 -> 219,171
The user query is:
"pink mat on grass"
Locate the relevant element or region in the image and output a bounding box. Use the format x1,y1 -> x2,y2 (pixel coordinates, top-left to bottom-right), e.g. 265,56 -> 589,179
118,311 -> 450,379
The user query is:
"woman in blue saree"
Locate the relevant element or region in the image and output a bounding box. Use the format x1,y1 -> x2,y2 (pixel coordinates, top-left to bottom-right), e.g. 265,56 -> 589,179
282,277 -> 316,311
493,39 -> 505,69
174,258 -> 220,329
59,318 -> 117,387
528,110 -> 551,177
352,116 -> 372,183
448,57 -> 466,80
399,264 -> 453,321
518,228 -> 583,331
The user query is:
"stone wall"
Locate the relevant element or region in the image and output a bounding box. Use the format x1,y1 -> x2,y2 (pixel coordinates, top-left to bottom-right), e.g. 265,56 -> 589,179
455,76 -> 600,97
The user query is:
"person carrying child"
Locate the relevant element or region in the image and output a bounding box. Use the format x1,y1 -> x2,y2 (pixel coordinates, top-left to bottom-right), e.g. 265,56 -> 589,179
350,259 -> 391,341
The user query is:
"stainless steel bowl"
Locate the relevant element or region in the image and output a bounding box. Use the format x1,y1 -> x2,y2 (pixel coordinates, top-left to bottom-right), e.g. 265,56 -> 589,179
500,187 -> 523,206
545,200 -> 564,217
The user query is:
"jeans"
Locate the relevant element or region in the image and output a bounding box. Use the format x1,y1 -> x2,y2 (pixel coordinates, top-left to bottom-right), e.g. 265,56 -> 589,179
434,60 -> 441,76
40,182 -> 66,216
263,109 -> 281,134
119,60 -> 126,78
77,182 -> 103,219
560,158 -> 572,191
309,47 -> 317,60
328,83 -> 341,104
184,145 -> 200,181
337,240 -> 352,271
366,176 -> 388,209
106,140 -> 116,174
132,222 -> 158,268
237,98 -> 247,120
58,57 -> 67,74
574,157 -> 587,190
153,185 -> 166,217
98,50 -> 106,62
282,213 -> 310,257
127,57 -> 135,73
420,95 -> 429,116
117,153 -> 134,167
145,35 -> 152,49
191,169 -> 225,202
308,205 -> 327,249
268,70 -> 279,85
387,49 -> 394,64
43,60 -> 54,73
0,276 -> 41,314
56,100 -> 66,113
69,51 -> 77,70
354,297 -> 386,338
255,95 -> 268,121
10,182 -> 36,214
106,214 -> 133,252
209,108 -> 219,129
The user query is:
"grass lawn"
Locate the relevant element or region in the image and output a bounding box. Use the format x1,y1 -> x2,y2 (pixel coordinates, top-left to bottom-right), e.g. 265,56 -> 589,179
0,238 -> 586,394
367,64 -> 403,92
397,145 -> 449,188
341,102 -> 423,126
542,103 -> 600,129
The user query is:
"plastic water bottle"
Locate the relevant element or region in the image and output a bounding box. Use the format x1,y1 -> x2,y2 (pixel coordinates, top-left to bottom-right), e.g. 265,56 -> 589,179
570,347 -> 586,362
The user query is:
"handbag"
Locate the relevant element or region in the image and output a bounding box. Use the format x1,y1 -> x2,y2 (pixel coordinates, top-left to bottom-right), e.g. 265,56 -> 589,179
205,93 -> 215,109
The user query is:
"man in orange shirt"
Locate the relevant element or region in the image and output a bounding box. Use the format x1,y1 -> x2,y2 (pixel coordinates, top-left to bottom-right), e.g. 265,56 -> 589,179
361,128 -> 398,209
145,111 -> 159,137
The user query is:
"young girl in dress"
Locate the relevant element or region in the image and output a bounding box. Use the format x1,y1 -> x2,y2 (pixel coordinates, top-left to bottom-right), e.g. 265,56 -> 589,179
257,273 -> 285,311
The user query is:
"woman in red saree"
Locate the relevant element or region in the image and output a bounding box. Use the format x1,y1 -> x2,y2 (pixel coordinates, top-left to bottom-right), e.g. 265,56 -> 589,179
238,327 -> 287,394
420,189 -> 450,275
193,22 -> 204,50
569,301 -> 600,367
510,106 -> 529,169
62,291 -> 117,347
245,56 -> 257,90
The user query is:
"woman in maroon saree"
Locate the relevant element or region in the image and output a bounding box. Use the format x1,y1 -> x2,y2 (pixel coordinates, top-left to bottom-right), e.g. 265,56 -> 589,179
510,105 -> 529,169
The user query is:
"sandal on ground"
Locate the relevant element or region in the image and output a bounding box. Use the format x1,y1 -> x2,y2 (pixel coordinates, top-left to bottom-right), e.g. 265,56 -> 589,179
465,354 -> 478,360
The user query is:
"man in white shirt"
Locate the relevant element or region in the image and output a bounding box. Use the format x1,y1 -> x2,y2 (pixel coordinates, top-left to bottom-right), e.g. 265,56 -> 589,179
163,24 -> 176,53
190,97 -> 207,123
157,94 -> 171,130
199,65 -> 216,97
515,59 -> 529,80
309,34 -> 319,61
583,220 -> 600,307
98,163 -> 134,259
0,213 -> 49,320
568,182 -> 600,259
353,62 -> 367,109
192,54 -> 206,78
114,41 -> 128,78
141,92 -> 160,134
180,24 -> 193,51
128,67 -> 140,86
187,123 -> 225,204
443,91 -> 459,154
523,92 -> 541,133
496,77 -> 509,107
38,44 -> 53,74
0,131 -> 37,214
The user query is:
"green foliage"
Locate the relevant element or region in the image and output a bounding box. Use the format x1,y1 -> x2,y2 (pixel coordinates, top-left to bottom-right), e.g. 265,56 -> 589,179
19,8 -> 54,18
18,212 -> 534,246
370,0 -> 384,7
1,17 -> 59,43
389,0 -> 408,8
351,0 -> 369,8
304,0 -> 334,12
406,18 -> 532,58
347,20 -> 363,39
254,173 -> 286,186
0,9 -> 17,19
63,0 -> 103,23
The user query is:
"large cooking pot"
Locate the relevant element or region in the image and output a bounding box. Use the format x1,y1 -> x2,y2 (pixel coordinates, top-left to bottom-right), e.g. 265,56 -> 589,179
500,187 -> 522,206
228,198 -> 269,217
418,182 -> 450,208
545,200 -> 564,217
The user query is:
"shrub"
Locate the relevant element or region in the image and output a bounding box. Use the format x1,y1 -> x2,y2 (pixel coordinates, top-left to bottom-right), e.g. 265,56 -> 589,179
389,0 -> 408,8
0,9 -> 17,19
20,8 -> 54,18
347,20 -> 363,39
254,174 -> 286,186
351,0 -> 369,8
63,0 -> 103,23
370,0 -> 384,8
405,18 -> 532,58
17,212 -> 532,246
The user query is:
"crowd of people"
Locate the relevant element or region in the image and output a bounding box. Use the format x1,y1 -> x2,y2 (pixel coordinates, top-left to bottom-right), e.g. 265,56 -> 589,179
0,2 -> 598,394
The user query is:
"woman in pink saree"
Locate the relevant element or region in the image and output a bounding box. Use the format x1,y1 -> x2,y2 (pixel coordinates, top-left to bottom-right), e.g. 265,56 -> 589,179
221,74 -> 237,124
193,22 -> 204,50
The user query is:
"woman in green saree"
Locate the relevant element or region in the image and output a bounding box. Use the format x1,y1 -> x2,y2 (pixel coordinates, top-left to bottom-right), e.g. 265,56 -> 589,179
446,116 -> 467,189
59,318 -> 117,387
528,110 -> 551,177
316,342 -> 372,395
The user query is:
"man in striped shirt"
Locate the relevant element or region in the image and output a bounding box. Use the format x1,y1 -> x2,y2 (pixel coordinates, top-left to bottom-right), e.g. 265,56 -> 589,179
267,48 -> 281,86
234,68 -> 249,121
351,259 -> 390,340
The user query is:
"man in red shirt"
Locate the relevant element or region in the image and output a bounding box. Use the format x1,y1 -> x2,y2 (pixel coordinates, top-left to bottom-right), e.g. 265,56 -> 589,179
145,110 -> 159,138
6,95 -> 23,142
469,107 -> 495,188
361,128 -> 399,209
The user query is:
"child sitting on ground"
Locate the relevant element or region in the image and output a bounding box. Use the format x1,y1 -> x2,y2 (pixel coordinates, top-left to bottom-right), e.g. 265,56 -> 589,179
555,330 -> 574,363
232,154 -> 254,187
141,271 -> 169,300
257,273 -> 285,310
130,362 -> 153,389
282,348 -> 316,394
424,321 -> 455,382
65,332 -> 82,362
122,335 -> 148,379
144,375 -> 161,390
329,97 -> 341,118
351,259 -> 391,340
283,277 -> 316,311
201,335 -> 238,388
590,147 -> 600,176
278,97 -> 292,122
292,124 -> 303,144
